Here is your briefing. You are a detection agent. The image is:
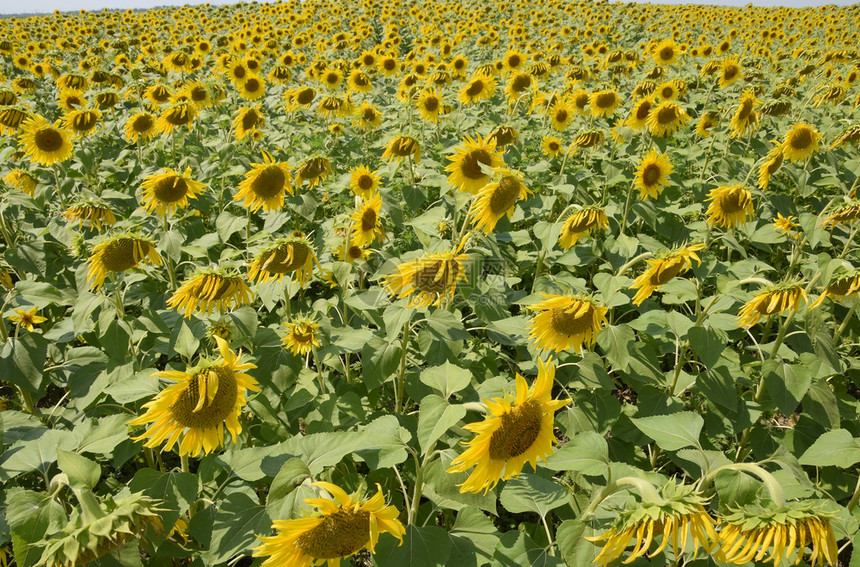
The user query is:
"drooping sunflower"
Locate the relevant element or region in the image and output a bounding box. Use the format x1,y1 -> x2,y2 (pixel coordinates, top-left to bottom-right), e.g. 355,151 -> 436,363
624,97 -> 653,130
630,243 -> 705,305
381,135 -> 421,164
353,103 -> 382,130
123,112 -> 156,144
758,145 -> 784,190
17,115 -> 74,166
468,169 -> 531,234
167,268 -> 254,318
253,482 -> 405,567
247,236 -> 319,285
527,294 -> 608,353
446,358 -> 570,494
235,153 -> 293,212
646,100 -> 689,138
730,90 -> 759,138
383,239 -> 469,308
350,193 -> 386,248
64,108 -> 101,138
558,206 -> 610,248
781,123 -> 821,163
590,89 -> 621,118
233,106 -> 265,141
0,106 -> 30,135
488,126 -> 518,149
349,165 -> 380,199
295,156 -> 333,189
705,185 -> 754,229
822,201 -> 860,229
139,167 -> 205,216
281,315 -> 321,356
62,201 -> 117,231
128,336 -> 259,457
155,101 -> 197,135
736,280 -> 807,327
586,481 -> 718,566
459,75 -> 496,105
87,234 -> 163,289
830,124 -> 860,149
634,150 -> 673,200
695,111 -> 719,138
3,169 -> 38,196
810,269 -> 860,309
445,134 -> 505,194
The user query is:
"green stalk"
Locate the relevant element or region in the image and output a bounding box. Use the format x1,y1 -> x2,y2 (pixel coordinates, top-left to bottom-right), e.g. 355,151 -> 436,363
618,184 -> 635,236
395,321 -> 411,414
834,301 -> 859,345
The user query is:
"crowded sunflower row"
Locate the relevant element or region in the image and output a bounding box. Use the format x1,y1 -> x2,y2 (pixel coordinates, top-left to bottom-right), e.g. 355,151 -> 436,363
2,0 -> 860,566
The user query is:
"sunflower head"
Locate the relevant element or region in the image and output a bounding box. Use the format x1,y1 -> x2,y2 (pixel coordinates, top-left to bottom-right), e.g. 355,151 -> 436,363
0,106 -> 31,135
123,112 -> 156,143
634,150 -> 673,199
3,169 -> 38,196
295,156 -> 333,188
810,268 -> 860,308
653,38 -> 678,65
527,294 -> 608,353
383,239 -> 470,308
156,100 -> 197,134
705,185 -> 754,229
247,235 -> 319,285
62,199 -> 117,231
235,152 -> 293,212
822,201 -> 860,229
140,167 -> 205,216
647,100 -> 690,138
167,267 -> 254,318
18,115 -> 74,166
382,135 -> 421,163
736,279 -> 807,327
468,168 -> 531,234
349,165 -> 380,199
445,134 -> 505,194
590,88 -> 621,117
233,106 -> 266,141
630,243 -> 705,305
350,193 -> 386,247
282,315 -> 322,356
87,233 -> 162,290
781,122 -> 821,163
64,108 -> 101,138
558,206 -> 609,249
573,128 -> 605,150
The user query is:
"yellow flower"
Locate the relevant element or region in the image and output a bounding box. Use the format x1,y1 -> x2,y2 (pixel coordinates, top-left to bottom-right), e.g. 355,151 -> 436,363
646,100 -> 689,138
630,244 -> 704,305
238,76 -> 266,101
123,112 -> 156,143
253,482 -> 405,567
235,152 -> 293,212
696,111 -> 719,138
295,156 -> 333,189
527,294 -> 608,353
64,108 -> 101,138
347,69 -> 372,93
447,358 -> 570,494
773,213 -> 799,238
247,236 -> 319,286
624,97 -> 653,130
468,168 -> 531,234
822,201 -> 860,229
549,99 -> 573,131
736,281 -> 807,327
383,239 -> 469,308
128,336 -> 259,457
155,101 -> 197,135
589,89 -> 621,118
349,165 -> 380,199
18,115 -> 74,166
87,235 -> 162,290
416,88 -> 443,122
758,145 -> 784,190
139,167 -> 205,216
350,193 -> 385,248
3,169 -> 37,196
233,106 -> 265,141
167,269 -> 254,318
634,150 -> 673,200
445,134 -> 505,194
282,315 -> 321,356
0,106 -> 30,136
810,270 -> 860,309
829,124 -> 860,149
353,103 -> 382,130
382,135 -> 421,164
62,202 -> 117,231
652,38 -> 678,65
558,206 -> 609,249
718,56 -> 742,88
781,123 -> 820,163
541,135 -> 563,157
705,185 -> 754,229
7,307 -> 47,332
730,90 -> 759,138
459,75 -> 496,104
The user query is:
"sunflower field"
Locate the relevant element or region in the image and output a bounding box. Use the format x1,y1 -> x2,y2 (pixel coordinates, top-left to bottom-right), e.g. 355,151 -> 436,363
3,0 -> 860,565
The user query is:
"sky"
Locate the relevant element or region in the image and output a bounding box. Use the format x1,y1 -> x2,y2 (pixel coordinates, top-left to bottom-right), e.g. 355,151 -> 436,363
0,0 -> 855,15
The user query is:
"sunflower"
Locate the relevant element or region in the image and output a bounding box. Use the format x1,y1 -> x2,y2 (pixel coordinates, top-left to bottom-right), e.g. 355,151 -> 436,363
233,153 -> 293,212
590,89 -> 621,118
87,235 -> 163,290
253,482 -> 405,567
653,39 -> 678,65
3,169 -> 37,196
781,123 -> 820,163
233,106 -> 265,141
773,213 -> 800,238
381,135 -> 421,164
353,103 -> 382,130
239,76 -> 266,101
646,100 -> 689,138
548,99 -> 573,132
0,106 -> 30,135
571,88 -> 591,115
705,185 -> 754,229
7,307 -> 47,332
446,358 -> 569,494
488,126 -> 518,149
295,156 -> 333,189
810,269 -> 860,309
730,90 -> 759,138
526,294 -> 608,353
58,90 -> 86,112
349,165 -> 380,199
586,481 -> 718,566
459,75 -> 496,105
822,201 -> 860,229
625,97 -> 653,130
347,69 -> 372,93
541,135 -> 563,157
123,112 -> 156,144
758,145 -> 784,190
155,101 -> 197,135
168,268 -> 254,318
64,108 -> 101,138
62,201 -> 117,231
17,115 -> 74,166
247,236 -> 319,285
445,134 -> 505,194
282,315 -> 321,356
416,88 -> 442,122
468,169 -> 531,234
736,280 -> 807,327
383,239 -> 469,308
558,206 -> 609,248
630,243 -> 705,305
140,167 -> 205,216
320,68 -> 343,90
338,239 -> 367,264
128,336 -> 259,457
655,80 -> 678,101
713,501 -> 838,567
350,193 -> 386,247
695,111 -> 719,138
505,72 -> 533,102
634,150 -> 673,200
830,124 -> 860,149
572,128 -> 605,151
718,56 -> 742,88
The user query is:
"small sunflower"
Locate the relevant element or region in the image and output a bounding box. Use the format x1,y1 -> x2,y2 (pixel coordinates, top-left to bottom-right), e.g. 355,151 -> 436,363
590,88 -> 621,118
253,482 -> 405,567
64,108 -> 101,138
238,76 -> 266,101
383,239 -> 469,308
810,269 -> 860,309
558,206 -> 609,249
353,103 -> 382,130
0,106 -> 30,135
416,88 -> 443,122
350,193 -> 385,247
87,234 -> 162,290
829,124 -> 860,149
630,243 -> 705,305
718,56 -> 742,88
758,145 -> 784,190
781,123 -> 820,163
123,112 -> 156,144
18,115 -> 74,166
705,185 -> 754,229
445,134 -> 505,194
646,100 -> 689,138
233,106 -> 265,141
7,307 -> 47,332
62,201 -> 117,231
634,150 -> 673,200
282,315 -> 321,356
155,101 -> 197,135
730,90 -> 759,138
128,336 -> 259,457
140,167 -> 205,216
247,236 -> 319,285
773,213 -> 800,238
347,69 -> 372,94
349,165 -> 380,199
625,97 -> 653,130
459,75 -> 496,105
468,168 -> 531,234
235,152 -> 293,212
541,135 -> 563,157
527,294 -> 609,353
548,99 -> 573,132
447,358 -> 570,494
488,126 -> 518,149
167,268 -> 254,318
736,280 -> 807,327
381,135 -> 421,164
695,111 -> 719,138
3,169 -> 37,196
653,38 -> 678,65
295,156 -> 333,189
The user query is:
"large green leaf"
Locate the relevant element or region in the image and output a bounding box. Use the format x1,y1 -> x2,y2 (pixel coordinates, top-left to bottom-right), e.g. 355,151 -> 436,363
631,412 -> 703,451
129,469 -> 198,531
499,474 -> 567,517
375,525 -> 452,567
799,429 -> 860,468
417,395 -> 466,452
491,530 -> 564,567
204,492 -> 271,565
546,432 -> 609,477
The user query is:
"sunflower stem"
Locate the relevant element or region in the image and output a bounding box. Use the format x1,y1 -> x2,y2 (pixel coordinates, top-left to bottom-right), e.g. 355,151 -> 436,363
171,130 -> 177,169
531,250 -> 546,294
409,443 -> 435,525
697,130 -> 719,184
395,321 -> 411,414
181,454 -> 189,473
540,514 -> 556,556
16,385 -> 37,416
698,463 -> 785,506
834,301 -> 858,345
846,474 -> 860,512
52,164 -> 68,210
618,184 -> 635,236
312,346 -> 326,396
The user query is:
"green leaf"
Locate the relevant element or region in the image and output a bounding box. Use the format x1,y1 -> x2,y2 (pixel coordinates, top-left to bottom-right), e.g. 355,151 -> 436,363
595,324 -> 635,371
0,334 -> 48,394
205,492 -> 271,565
499,474 -> 567,517
546,432 -> 609,476
267,458 -> 311,505
491,530 -> 564,567
631,412 -> 703,451
557,520 -> 601,567
419,362 -> 472,399
56,449 -> 101,491
425,309 -> 470,341
0,429 -> 77,481
172,320 -> 200,360
799,429 -> 860,468
762,360 -> 813,415
422,451 -> 497,514
129,469 -> 197,530
74,414 -> 130,455
7,488 -> 66,567
688,325 -> 726,369
417,395 -> 467,452
375,525 -> 452,567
